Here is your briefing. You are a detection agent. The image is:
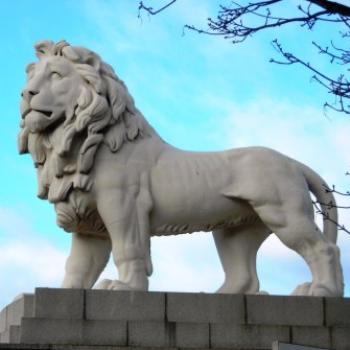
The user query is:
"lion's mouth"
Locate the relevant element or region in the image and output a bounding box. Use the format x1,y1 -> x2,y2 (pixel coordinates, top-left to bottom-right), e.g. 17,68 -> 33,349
32,109 -> 53,118
22,109 -> 56,133
22,108 -> 52,119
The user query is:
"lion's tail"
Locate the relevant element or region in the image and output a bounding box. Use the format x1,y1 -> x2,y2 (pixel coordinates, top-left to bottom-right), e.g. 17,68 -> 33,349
299,162 -> 338,244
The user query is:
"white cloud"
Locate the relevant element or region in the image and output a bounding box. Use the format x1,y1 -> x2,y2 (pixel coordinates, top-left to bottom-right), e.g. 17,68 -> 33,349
97,232 -> 224,293
0,242 -> 66,283
149,232 -> 223,293
0,207 -> 66,309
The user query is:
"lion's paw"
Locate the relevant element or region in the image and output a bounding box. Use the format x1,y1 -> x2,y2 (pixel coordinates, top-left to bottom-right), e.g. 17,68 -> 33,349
292,282 -> 341,297
309,283 -> 342,297
255,290 -> 269,295
292,282 -> 312,296
95,278 -> 134,291
95,279 -> 112,290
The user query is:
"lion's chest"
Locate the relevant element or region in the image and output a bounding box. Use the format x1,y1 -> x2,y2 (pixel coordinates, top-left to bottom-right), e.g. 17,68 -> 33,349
54,191 -> 107,237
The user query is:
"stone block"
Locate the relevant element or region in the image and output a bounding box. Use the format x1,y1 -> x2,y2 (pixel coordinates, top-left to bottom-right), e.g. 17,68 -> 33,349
20,317 -> 127,346
325,297 -> 350,326
35,288 -> 84,319
273,341 -> 330,350
211,323 -> 290,349
128,321 -> 170,347
167,292 -> 244,323
247,295 -> 323,326
8,326 -> 20,344
85,290 -> 165,321
291,326 -> 331,349
0,330 -> 8,344
0,307 -> 6,333
0,326 -> 20,344
20,318 -> 83,344
82,320 -> 127,346
331,326 -> 350,350
175,322 -> 209,348
6,294 -> 34,329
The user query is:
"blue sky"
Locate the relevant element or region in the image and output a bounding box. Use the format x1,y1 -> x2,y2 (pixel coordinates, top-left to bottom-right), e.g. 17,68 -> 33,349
0,0 -> 349,309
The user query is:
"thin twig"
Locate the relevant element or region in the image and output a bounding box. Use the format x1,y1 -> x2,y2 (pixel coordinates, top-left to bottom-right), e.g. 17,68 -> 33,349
313,201 -> 350,234
138,0 -> 177,16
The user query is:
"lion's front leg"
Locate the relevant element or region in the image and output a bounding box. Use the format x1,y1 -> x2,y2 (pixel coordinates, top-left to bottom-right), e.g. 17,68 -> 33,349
62,233 -> 111,289
95,189 -> 150,291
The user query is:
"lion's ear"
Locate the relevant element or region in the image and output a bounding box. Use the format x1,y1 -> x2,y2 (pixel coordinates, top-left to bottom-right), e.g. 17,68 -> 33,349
86,55 -> 101,71
73,47 -> 101,71
34,41 -> 54,58
62,46 -> 80,62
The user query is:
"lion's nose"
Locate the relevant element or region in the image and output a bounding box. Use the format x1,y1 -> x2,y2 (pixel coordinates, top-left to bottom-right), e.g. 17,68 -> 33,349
21,88 -> 39,101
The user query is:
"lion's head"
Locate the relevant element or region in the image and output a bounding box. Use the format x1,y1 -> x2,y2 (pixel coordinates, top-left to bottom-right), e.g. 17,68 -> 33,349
20,45 -> 82,134
19,40 -> 156,202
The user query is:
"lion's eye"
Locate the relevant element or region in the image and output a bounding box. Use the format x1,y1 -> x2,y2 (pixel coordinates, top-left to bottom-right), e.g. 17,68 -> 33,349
51,71 -> 62,80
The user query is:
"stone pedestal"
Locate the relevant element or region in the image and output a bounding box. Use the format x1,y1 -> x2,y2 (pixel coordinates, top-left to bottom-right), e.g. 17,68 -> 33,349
0,289 -> 349,350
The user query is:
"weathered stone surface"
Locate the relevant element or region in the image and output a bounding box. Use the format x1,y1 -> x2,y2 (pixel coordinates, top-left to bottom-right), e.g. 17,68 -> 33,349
35,288 -> 84,319
167,292 -> 244,323
291,326 -> 331,349
8,326 -> 20,344
86,290 -> 165,321
1,291 -> 349,349
210,323 -> 290,349
0,307 -> 6,333
20,318 -> 126,346
0,330 -> 8,344
0,294 -> 34,343
20,318 -> 83,345
175,322 -> 209,348
6,294 -> 34,331
0,345 -> 138,350
81,320 -> 127,346
331,327 -> 350,350
247,295 -> 323,326
325,297 -> 350,326
128,321 -> 170,347
273,342 -> 330,350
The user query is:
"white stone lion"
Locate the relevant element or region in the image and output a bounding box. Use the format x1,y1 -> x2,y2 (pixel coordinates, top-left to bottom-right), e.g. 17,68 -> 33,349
19,40 -> 344,296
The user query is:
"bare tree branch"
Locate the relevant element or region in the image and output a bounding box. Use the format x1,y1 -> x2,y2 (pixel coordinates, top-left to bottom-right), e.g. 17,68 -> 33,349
308,0 -> 350,16
313,201 -> 350,234
138,0 -> 177,16
270,39 -> 350,114
324,184 -> 350,196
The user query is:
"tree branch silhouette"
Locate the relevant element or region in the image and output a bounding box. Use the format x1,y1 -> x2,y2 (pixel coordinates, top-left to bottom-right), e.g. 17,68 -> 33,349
139,0 -> 350,114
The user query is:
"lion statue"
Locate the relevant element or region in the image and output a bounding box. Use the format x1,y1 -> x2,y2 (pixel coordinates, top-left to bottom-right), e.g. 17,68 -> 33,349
19,40 -> 344,296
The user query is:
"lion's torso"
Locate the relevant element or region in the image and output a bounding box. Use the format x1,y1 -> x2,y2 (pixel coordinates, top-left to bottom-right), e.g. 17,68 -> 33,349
148,147 -> 259,235
36,128 -> 261,237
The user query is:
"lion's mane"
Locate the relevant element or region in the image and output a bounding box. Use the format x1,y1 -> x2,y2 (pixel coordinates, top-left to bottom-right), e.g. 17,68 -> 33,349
19,40 -> 156,203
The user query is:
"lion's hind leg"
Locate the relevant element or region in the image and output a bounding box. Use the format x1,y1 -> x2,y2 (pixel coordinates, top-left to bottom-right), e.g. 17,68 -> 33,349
213,223 -> 270,294
253,202 -> 343,297
62,233 -> 111,289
